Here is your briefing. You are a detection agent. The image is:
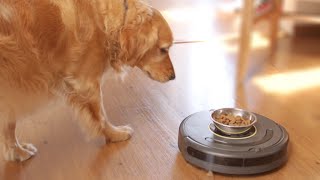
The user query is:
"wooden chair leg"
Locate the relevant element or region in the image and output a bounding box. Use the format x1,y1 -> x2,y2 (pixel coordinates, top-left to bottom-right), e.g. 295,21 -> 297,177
237,0 -> 255,85
269,0 -> 282,54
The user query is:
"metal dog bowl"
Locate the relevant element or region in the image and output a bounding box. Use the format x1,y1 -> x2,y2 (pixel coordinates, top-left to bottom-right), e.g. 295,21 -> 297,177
211,108 -> 257,135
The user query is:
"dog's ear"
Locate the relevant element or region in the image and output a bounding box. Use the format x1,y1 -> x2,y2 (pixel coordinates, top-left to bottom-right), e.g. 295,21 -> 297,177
119,20 -> 158,65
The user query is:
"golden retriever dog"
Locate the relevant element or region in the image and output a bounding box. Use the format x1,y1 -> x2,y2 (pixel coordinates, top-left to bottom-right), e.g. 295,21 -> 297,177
0,0 -> 175,161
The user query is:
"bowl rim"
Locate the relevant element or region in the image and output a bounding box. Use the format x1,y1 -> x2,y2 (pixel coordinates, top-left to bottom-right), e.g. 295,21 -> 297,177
214,123 -> 254,134
210,108 -> 258,128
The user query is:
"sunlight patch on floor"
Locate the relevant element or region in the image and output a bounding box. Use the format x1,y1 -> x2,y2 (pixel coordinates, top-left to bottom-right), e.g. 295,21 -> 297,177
253,67 -> 320,95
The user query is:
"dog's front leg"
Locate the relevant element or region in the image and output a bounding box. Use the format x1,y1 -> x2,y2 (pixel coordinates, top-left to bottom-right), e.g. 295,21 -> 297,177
0,105 -> 37,162
65,82 -> 133,142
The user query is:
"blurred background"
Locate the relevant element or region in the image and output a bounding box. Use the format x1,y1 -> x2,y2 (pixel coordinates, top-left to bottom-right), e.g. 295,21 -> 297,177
1,0 -> 320,179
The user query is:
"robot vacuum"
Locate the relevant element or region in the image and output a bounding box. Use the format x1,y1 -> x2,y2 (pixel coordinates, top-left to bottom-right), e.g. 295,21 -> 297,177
178,110 -> 289,175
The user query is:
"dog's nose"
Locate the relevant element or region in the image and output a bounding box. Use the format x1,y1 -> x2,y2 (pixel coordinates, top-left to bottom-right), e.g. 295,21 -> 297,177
169,73 -> 175,80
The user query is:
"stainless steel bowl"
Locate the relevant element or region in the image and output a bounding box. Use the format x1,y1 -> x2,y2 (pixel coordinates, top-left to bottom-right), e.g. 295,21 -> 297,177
211,108 -> 257,135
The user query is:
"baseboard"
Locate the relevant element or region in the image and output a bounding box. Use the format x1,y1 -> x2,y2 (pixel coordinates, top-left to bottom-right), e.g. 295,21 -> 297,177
294,23 -> 320,37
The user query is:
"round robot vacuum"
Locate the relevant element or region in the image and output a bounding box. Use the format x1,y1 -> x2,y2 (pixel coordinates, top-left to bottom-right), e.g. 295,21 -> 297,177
178,110 -> 289,175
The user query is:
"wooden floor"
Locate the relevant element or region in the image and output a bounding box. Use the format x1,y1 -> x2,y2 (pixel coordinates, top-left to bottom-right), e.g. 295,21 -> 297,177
1,1 -> 320,179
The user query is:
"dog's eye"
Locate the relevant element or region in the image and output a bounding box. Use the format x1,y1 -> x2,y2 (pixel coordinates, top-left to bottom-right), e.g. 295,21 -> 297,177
160,48 -> 168,54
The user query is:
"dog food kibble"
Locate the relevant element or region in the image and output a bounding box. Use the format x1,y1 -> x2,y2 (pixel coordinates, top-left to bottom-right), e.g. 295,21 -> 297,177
214,113 -> 251,126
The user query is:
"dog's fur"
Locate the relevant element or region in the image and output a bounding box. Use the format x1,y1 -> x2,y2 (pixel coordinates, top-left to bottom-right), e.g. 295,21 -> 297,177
0,0 -> 175,161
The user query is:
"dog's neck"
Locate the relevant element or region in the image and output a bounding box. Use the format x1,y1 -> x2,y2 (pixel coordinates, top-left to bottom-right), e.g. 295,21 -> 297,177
98,0 -> 153,73
96,0 -> 129,32
97,0 -> 152,32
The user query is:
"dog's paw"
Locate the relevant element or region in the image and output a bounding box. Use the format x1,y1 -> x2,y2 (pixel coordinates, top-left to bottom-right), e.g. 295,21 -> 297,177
4,143 -> 37,162
21,143 -> 38,154
106,125 -> 134,143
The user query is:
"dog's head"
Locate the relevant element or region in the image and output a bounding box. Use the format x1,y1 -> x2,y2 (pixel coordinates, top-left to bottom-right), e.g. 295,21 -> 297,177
119,7 -> 175,83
